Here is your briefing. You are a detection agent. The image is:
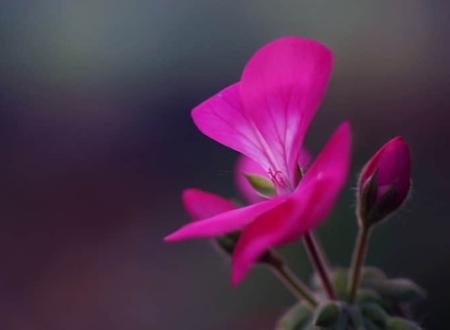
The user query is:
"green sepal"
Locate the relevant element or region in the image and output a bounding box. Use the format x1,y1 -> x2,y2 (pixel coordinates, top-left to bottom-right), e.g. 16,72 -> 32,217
245,174 -> 276,197
313,302 -> 341,328
358,170 -> 405,227
386,317 -> 422,330
214,231 -> 240,255
275,303 -> 312,330
358,172 -> 378,226
365,185 -> 398,225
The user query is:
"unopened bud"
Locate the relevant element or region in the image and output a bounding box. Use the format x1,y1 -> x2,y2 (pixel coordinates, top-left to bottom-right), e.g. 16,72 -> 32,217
357,137 -> 411,227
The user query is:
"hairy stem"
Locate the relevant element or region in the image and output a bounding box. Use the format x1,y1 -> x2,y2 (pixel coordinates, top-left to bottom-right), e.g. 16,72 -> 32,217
303,231 -> 336,300
348,225 -> 371,303
264,251 -> 318,307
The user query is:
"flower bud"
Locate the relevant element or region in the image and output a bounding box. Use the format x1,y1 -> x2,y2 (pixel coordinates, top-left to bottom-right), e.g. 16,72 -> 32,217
357,137 -> 411,227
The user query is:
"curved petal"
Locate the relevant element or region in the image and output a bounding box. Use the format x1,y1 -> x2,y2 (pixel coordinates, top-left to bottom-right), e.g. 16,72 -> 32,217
240,37 -> 333,185
297,122 -> 351,192
232,180 -> 333,285
293,122 -> 351,229
182,188 -> 236,221
164,196 -> 288,242
192,83 -> 270,168
231,198 -> 296,285
231,123 -> 351,285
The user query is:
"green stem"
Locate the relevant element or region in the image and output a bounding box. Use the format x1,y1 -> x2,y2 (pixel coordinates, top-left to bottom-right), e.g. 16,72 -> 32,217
264,251 -> 318,308
303,231 -> 336,300
348,225 -> 371,303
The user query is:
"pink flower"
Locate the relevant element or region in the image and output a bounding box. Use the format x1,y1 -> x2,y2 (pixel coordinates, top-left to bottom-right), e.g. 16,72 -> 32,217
357,137 -> 411,226
165,37 -> 352,285
167,124 -> 351,284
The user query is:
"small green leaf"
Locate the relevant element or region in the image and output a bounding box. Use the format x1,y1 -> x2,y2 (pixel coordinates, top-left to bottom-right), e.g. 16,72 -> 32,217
364,278 -> 426,302
362,318 -> 384,330
333,268 -> 349,300
335,313 -> 351,330
356,289 -> 382,305
314,302 -> 340,327
361,267 -> 387,282
245,174 -> 276,197
275,303 -> 312,330
361,303 -> 388,328
346,305 -> 364,330
387,317 -> 422,330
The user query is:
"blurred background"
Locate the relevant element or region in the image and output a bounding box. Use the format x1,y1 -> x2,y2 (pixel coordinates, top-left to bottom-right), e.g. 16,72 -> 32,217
0,0 -> 449,329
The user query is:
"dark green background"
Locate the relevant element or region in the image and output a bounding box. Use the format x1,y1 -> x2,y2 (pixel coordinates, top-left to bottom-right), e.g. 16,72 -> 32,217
0,1 -> 448,329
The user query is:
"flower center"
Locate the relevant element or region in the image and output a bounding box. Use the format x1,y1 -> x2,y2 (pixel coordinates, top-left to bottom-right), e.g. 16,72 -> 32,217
268,168 -> 289,190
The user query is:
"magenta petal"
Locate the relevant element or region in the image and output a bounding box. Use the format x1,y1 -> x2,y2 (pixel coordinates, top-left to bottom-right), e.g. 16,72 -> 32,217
164,197 -> 287,242
232,177 -> 339,285
359,137 -> 411,204
240,37 -> 333,184
297,122 -> 351,191
234,155 -> 268,204
231,178 -> 332,285
231,198 -> 296,285
231,124 -> 351,284
293,122 -> 351,229
182,188 -> 236,221
192,83 -> 270,167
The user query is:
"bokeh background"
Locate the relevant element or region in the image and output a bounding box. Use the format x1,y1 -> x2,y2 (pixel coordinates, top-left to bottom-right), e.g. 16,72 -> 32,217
1,1 -> 449,329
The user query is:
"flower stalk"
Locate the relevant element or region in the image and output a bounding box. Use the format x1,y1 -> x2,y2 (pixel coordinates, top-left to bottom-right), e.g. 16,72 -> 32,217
303,231 -> 336,300
264,251 -> 318,307
348,224 -> 371,303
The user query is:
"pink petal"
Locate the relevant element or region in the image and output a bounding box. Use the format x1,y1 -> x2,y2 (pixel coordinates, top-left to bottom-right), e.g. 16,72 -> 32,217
375,137 -> 410,202
192,83 -> 270,169
298,148 -> 312,170
231,198 -> 295,285
293,123 -> 351,230
164,197 -> 287,242
297,122 -> 351,193
231,178 -> 332,285
240,37 -> 333,185
182,188 -> 236,221
234,156 -> 268,204
231,123 -> 351,285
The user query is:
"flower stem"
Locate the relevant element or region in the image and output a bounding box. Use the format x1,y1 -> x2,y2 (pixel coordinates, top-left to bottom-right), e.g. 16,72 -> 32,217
303,231 -> 336,300
264,251 -> 318,308
348,225 -> 371,303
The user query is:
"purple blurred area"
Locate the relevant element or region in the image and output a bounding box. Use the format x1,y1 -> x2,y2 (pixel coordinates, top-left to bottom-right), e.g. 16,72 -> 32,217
0,1 -> 449,329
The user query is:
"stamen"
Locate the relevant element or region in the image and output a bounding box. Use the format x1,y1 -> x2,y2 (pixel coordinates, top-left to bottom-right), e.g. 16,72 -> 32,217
268,168 -> 288,189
